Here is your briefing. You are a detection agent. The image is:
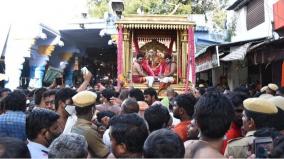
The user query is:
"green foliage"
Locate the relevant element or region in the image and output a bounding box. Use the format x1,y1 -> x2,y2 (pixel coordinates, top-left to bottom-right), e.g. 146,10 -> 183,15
87,0 -> 192,17
212,9 -> 227,30
191,0 -> 216,14
87,0 -> 233,37
177,4 -> 192,14
225,16 -> 237,42
88,0 -> 109,18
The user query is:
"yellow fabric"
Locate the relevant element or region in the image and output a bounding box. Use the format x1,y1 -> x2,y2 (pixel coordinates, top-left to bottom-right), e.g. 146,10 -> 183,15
72,91 -> 97,107
243,98 -> 278,114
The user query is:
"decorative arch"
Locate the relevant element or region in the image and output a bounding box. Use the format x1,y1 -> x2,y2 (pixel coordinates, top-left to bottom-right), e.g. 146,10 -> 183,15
140,39 -> 169,55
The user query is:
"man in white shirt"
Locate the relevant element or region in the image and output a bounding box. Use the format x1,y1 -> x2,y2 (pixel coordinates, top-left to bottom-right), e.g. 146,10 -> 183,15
26,108 -> 62,158
62,105 -> 77,134
27,140 -> 49,158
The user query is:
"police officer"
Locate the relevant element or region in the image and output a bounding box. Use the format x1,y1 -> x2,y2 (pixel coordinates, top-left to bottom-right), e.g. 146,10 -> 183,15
224,98 -> 278,158
71,91 -> 109,158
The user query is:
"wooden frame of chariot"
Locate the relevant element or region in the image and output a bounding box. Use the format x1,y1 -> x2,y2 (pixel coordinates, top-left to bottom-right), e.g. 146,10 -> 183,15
116,15 -> 195,92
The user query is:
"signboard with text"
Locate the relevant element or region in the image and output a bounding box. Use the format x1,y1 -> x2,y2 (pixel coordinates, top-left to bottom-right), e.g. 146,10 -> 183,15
196,51 -> 220,72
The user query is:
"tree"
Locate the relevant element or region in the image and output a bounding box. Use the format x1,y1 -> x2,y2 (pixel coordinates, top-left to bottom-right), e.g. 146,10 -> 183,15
88,0 -> 109,18
87,0 -> 192,18
87,0 -> 231,18
87,0 -> 233,40
191,0 -> 216,14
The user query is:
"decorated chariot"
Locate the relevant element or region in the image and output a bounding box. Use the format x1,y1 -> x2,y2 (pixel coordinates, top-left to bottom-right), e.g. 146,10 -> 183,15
116,15 -> 196,94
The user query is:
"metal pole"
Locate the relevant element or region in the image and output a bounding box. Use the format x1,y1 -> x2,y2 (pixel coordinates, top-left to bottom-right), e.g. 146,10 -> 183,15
215,45 -> 220,67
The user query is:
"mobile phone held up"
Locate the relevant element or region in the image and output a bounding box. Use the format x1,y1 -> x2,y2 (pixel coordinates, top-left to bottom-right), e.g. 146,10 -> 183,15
253,137 -> 273,158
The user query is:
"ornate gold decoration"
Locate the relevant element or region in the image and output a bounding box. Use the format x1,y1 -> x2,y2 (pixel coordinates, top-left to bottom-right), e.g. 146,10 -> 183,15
117,15 -> 195,92
140,40 -> 168,54
180,30 -> 188,81
123,29 -> 130,77
116,15 -> 195,30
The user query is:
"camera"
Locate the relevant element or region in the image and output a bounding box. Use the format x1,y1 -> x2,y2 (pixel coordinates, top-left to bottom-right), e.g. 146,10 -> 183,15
253,137 -> 273,158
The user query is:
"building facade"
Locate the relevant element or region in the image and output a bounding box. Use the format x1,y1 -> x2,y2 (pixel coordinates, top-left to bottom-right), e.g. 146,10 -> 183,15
228,0 -> 276,42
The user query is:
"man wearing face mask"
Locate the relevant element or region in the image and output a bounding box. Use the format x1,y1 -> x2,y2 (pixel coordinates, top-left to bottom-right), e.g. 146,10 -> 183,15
26,108 -> 62,159
54,88 -> 77,131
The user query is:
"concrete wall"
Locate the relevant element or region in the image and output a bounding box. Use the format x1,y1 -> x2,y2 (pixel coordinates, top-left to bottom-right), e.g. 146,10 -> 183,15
231,0 -> 276,42
212,66 -> 223,87
227,61 -> 248,90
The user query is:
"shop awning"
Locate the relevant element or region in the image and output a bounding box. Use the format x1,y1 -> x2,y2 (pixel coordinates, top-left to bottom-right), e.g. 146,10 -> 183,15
220,43 -> 251,61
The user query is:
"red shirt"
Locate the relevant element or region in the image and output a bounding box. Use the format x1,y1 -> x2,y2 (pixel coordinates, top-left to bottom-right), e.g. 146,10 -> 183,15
173,120 -> 191,142
221,122 -> 242,154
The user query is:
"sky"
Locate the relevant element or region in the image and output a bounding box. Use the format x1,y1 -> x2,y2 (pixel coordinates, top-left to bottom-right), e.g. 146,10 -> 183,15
0,0 -> 88,28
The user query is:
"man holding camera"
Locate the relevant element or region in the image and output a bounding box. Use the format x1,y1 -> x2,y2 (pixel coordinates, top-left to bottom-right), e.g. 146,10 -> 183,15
224,98 -> 278,158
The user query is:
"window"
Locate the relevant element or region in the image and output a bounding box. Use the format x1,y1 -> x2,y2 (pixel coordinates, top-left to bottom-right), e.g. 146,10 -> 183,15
246,0 -> 265,30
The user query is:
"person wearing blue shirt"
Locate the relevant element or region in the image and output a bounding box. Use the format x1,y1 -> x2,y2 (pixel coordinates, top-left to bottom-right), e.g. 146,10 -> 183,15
0,90 -> 27,141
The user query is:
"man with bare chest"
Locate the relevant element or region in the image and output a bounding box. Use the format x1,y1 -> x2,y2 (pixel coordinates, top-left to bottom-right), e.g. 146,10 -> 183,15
132,53 -> 154,87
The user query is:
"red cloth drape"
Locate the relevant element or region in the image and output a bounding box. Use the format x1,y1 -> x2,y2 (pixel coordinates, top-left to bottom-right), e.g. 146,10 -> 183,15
185,27 -> 196,92
117,26 -> 123,77
281,61 -> 284,87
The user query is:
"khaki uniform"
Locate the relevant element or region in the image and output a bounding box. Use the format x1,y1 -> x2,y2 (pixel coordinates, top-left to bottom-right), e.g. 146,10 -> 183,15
224,131 -> 256,158
71,118 -> 109,158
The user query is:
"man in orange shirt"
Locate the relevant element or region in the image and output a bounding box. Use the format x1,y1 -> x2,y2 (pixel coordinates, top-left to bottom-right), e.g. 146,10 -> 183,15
158,54 -> 176,93
172,94 -> 197,142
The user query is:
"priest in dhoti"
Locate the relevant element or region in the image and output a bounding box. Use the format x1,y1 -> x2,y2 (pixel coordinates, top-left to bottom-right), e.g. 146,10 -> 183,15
132,53 -> 154,87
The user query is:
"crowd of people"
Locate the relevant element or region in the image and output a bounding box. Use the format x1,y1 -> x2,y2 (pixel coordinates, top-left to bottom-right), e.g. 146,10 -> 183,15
1,68 -> 284,158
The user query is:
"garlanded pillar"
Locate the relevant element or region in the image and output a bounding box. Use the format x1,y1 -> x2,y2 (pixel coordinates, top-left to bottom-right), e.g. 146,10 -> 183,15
180,29 -> 188,84
117,25 -> 123,77
123,28 -> 130,78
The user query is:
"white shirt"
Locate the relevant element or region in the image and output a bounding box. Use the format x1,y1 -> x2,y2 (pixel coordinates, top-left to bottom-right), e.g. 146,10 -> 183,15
170,112 -> 180,126
63,114 -> 78,134
27,140 -> 49,159
103,129 -> 112,151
